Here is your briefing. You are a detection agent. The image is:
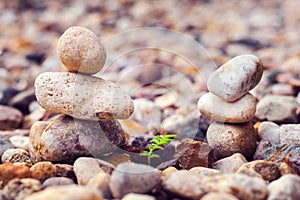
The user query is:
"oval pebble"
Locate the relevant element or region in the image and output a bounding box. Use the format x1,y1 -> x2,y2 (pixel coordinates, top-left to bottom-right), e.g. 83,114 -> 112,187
207,121 -> 257,159
198,92 -> 256,123
1,148 -> 31,164
207,54 -> 263,102
57,26 -> 106,75
34,72 -> 134,120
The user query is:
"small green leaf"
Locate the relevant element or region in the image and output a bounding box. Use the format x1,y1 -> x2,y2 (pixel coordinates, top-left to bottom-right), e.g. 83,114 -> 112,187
139,151 -> 149,156
150,154 -> 160,158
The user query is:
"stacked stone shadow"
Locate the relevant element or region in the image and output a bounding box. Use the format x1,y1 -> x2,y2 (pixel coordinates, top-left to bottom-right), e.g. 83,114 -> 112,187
198,55 -> 263,159
30,27 -> 134,162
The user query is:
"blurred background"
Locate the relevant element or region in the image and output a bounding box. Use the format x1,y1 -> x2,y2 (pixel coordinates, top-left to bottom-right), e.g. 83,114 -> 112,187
1,0 -> 300,134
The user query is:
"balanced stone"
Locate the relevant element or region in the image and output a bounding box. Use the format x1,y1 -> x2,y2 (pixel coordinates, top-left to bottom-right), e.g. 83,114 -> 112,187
29,115 -> 125,162
198,92 -> 256,123
207,54 -> 263,102
35,72 -> 134,120
57,26 -> 106,75
207,121 -> 257,159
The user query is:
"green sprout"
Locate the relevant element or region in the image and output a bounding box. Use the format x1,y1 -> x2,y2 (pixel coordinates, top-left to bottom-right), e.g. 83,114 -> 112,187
140,134 -> 176,165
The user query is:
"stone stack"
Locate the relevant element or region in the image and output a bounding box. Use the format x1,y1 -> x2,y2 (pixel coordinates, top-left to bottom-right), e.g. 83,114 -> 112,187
29,27 -> 134,163
198,54 -> 263,160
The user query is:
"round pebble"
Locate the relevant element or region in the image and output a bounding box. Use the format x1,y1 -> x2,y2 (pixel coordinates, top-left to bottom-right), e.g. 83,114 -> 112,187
42,177 -> 75,188
207,121 -> 257,159
207,54 -> 263,102
57,26 -> 106,75
198,92 -> 256,123
30,161 -> 57,183
9,135 -> 30,150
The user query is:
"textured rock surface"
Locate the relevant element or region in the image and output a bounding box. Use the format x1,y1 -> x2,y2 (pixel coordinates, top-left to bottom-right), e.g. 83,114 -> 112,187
109,162 -> 161,198
279,124 -> 300,145
198,92 -> 256,123
207,54 -> 263,102
1,178 -> 42,200
162,170 -> 206,199
256,95 -> 298,123
212,153 -> 248,173
0,163 -> 32,187
31,115 -> 125,162
24,185 -> 103,200
237,160 -> 280,182
29,121 -> 50,163
267,174 -> 300,200
207,122 -> 257,159
57,26 -> 106,75
30,162 -> 57,183
0,105 -> 23,130
176,138 -> 213,169
35,72 -> 134,120
1,148 -> 31,164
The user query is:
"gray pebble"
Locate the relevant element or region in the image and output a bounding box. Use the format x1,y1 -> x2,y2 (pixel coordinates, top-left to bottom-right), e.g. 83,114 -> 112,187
0,136 -> 14,158
279,124 -> 300,145
42,177 -> 75,188
109,162 -> 161,199
255,95 -> 298,123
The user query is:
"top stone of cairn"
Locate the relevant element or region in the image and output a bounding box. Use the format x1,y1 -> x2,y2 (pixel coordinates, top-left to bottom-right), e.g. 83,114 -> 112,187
57,26 -> 106,75
207,54 -> 263,102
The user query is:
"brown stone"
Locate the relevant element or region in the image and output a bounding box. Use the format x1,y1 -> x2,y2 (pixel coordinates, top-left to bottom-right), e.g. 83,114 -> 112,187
54,164 -> 76,182
176,138 -> 213,169
0,105 -> 23,131
212,153 -> 248,173
0,163 -> 32,187
30,161 -> 57,183
237,160 -> 281,182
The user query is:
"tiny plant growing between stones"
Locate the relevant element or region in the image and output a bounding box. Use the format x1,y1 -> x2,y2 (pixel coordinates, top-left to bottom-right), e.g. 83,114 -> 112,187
140,134 -> 176,165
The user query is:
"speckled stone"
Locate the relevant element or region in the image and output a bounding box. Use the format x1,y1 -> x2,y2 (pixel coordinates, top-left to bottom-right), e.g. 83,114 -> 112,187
1,148 -> 31,164
57,26 -> 106,75
24,185 -> 103,200
35,72 -> 134,120
207,122 -> 257,159
198,92 -> 256,123
1,178 -> 42,200
31,115 -> 125,162
279,124 -> 300,145
109,162 -> 161,199
207,54 -> 263,102
30,162 -> 57,183
237,160 -> 280,182
29,121 -> 50,163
